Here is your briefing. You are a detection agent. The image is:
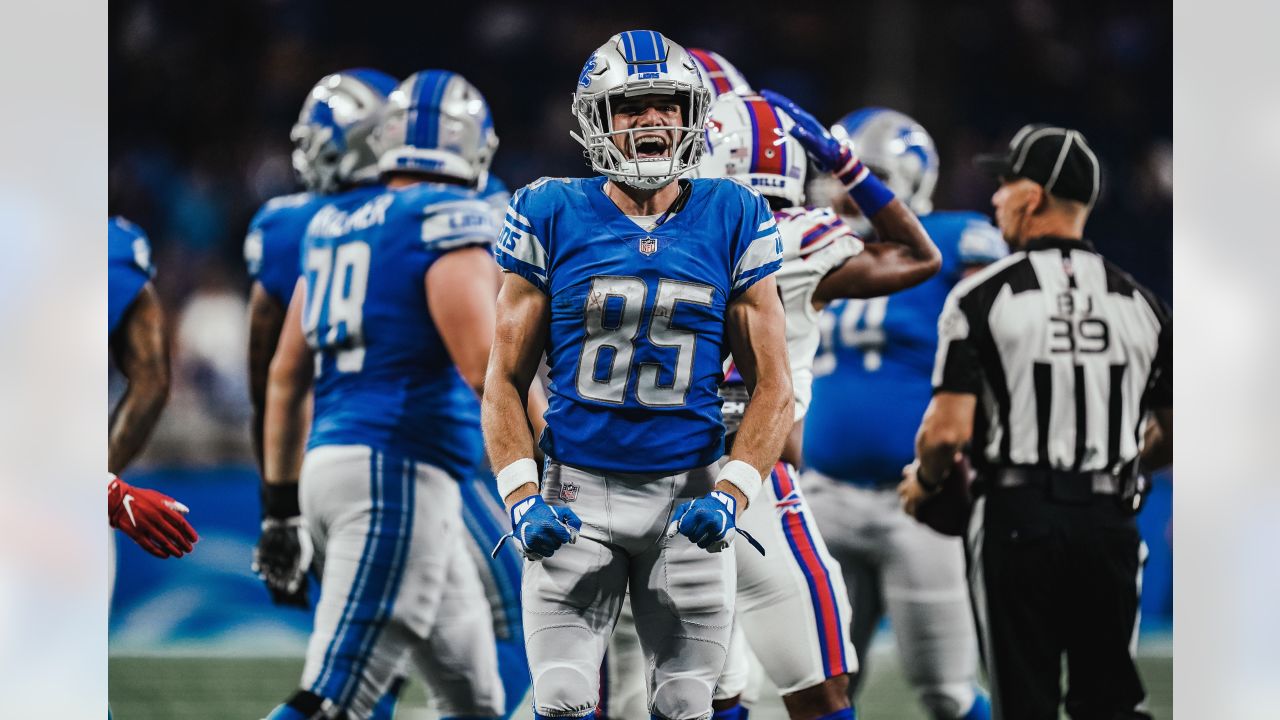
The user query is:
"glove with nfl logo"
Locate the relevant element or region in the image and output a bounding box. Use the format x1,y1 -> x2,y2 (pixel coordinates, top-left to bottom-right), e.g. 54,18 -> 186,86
252,482 -> 313,608
495,494 -> 581,561
666,490 -> 765,555
108,473 -> 198,559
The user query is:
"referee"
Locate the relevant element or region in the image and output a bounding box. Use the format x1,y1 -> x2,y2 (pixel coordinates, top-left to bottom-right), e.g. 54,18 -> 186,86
898,124 -> 1172,719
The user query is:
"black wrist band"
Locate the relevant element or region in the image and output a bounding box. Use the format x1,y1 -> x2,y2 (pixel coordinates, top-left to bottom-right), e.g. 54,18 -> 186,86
261,482 -> 301,519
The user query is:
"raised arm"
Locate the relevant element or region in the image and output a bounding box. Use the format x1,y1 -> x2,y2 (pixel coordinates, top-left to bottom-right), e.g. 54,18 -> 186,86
760,89 -> 941,303
481,272 -> 550,507
723,275 -> 795,506
812,203 -> 940,302
109,283 -> 171,474
247,282 -> 287,473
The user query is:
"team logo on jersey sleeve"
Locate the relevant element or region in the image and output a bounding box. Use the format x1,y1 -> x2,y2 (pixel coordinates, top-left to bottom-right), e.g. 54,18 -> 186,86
639,236 -> 658,256
559,481 -> 580,503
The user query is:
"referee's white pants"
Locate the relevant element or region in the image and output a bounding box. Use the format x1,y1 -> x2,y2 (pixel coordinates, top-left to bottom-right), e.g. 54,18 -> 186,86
299,444 -> 503,720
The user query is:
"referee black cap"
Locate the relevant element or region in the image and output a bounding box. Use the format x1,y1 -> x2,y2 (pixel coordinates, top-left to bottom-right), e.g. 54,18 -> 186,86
975,124 -> 1101,206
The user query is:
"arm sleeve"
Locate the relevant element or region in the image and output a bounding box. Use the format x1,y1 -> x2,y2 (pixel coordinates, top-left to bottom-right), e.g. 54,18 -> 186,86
729,189 -> 783,300
931,287 -> 985,395
420,197 -> 498,254
493,185 -> 550,294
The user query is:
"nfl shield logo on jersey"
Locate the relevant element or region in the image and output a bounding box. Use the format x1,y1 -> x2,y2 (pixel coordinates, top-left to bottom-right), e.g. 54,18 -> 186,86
559,481 -> 580,503
639,236 -> 658,256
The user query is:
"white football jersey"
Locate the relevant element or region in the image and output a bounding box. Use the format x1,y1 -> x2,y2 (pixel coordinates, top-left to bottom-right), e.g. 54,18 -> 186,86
725,206 -> 863,422
775,206 -> 863,418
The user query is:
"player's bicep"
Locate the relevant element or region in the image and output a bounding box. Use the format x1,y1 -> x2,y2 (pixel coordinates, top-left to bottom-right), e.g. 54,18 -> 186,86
426,246 -> 499,393
113,282 -> 170,394
726,275 -> 789,393
248,282 -> 287,402
490,272 -> 550,386
269,278 -> 314,388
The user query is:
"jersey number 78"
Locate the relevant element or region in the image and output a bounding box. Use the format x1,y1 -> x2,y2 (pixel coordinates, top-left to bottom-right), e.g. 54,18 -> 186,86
304,240 -> 371,374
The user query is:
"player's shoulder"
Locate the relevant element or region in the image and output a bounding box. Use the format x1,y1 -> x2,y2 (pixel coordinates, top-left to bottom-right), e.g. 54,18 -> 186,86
109,214 -> 148,251
775,205 -> 859,258
249,191 -> 322,230
691,176 -> 766,210
922,210 -> 1008,268
388,182 -> 498,251
510,176 -> 594,214
108,215 -> 154,275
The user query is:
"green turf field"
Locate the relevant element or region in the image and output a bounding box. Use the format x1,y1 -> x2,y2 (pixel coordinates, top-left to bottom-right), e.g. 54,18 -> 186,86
108,646 -> 1172,719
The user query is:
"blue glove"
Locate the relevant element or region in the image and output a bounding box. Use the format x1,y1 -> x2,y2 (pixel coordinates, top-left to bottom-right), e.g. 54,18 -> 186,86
762,89 -> 897,217
759,89 -> 852,173
665,491 -> 765,555
493,494 -> 581,561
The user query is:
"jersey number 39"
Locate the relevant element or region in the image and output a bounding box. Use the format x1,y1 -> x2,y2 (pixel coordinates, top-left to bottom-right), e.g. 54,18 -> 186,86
576,275 -> 713,407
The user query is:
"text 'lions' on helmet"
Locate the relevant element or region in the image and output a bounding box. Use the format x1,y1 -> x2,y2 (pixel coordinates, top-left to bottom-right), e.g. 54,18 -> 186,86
831,107 -> 939,216
687,48 -> 753,98
699,93 -> 807,207
291,68 -> 399,194
374,70 -> 498,187
571,30 -> 712,190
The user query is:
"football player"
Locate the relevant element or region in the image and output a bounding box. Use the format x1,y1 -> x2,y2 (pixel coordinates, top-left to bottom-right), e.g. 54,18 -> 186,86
696,88 -> 944,720
260,70 -> 507,720
245,68 -> 398,481
802,108 -> 1004,720
484,30 -> 794,720
108,216 -> 198,560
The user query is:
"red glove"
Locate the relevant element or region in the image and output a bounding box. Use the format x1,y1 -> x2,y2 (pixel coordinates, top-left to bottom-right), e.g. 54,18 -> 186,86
108,473 -> 199,558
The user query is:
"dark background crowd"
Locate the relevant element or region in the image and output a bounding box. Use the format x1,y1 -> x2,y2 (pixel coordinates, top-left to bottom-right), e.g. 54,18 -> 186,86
108,0 -> 1171,465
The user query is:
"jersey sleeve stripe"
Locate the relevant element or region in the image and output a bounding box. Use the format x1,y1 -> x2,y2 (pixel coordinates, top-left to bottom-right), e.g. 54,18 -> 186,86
734,229 -> 783,283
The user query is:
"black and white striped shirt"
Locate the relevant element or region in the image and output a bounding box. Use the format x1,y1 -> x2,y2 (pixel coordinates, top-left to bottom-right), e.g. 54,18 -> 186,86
932,236 -> 1172,473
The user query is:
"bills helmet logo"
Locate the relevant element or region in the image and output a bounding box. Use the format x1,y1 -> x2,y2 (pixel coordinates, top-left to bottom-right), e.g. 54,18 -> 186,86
639,236 -> 658,256
559,481 -> 580,503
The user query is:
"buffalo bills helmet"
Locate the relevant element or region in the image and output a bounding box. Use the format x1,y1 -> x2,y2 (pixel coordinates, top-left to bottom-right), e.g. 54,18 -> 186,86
374,70 -> 498,186
687,48 -> 753,98
831,107 -> 939,215
571,30 -> 711,190
699,93 -> 807,207
291,68 -> 398,194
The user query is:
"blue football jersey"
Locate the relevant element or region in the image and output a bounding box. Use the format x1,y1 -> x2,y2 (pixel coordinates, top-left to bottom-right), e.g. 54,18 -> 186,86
495,176 -> 783,474
301,182 -> 499,479
244,191 -> 328,306
108,216 -> 154,335
804,211 -> 1007,484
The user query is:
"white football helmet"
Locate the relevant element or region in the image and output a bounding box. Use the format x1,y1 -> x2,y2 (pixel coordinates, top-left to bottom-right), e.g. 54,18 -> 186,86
699,93 -> 807,207
375,70 -> 498,186
687,48 -> 753,98
571,30 -> 711,190
831,107 -> 939,216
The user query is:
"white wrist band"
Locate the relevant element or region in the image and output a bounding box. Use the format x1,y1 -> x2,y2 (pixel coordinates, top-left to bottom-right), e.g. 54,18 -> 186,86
496,458 -> 540,500
717,459 -> 764,505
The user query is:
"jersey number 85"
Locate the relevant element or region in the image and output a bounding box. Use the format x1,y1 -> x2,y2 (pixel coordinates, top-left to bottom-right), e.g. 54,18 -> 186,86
576,275 -> 714,407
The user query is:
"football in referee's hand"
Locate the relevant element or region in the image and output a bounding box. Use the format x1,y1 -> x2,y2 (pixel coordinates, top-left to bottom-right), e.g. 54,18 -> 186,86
915,453 -> 975,537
